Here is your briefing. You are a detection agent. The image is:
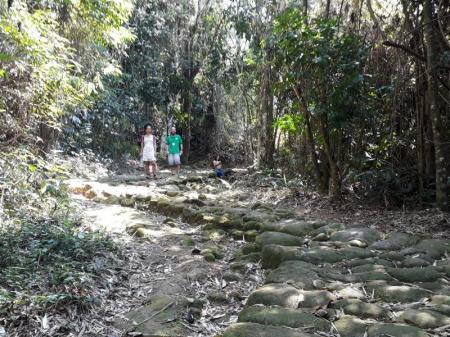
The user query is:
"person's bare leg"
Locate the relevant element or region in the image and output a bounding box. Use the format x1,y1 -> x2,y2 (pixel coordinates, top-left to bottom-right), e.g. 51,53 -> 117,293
152,162 -> 157,178
176,164 -> 181,175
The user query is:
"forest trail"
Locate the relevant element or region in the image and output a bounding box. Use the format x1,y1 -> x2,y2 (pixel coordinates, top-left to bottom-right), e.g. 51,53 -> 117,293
69,170 -> 450,337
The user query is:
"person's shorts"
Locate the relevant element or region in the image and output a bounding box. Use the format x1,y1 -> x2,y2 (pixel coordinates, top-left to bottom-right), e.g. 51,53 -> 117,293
168,153 -> 181,166
215,168 -> 223,178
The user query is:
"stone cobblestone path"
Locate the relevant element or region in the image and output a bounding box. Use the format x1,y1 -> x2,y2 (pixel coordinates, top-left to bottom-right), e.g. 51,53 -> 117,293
70,170 -> 450,337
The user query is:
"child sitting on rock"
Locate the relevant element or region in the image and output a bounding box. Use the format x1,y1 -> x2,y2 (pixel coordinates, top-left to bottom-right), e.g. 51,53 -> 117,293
212,157 -> 223,178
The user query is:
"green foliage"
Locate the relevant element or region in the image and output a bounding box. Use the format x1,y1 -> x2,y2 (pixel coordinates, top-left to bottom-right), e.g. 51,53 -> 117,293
0,0 -> 134,145
0,219 -> 116,312
273,9 -> 370,130
0,148 -> 70,221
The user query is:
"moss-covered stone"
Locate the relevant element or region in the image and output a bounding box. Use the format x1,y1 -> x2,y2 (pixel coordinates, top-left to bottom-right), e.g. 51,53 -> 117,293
331,299 -> 388,319
255,232 -> 304,249
231,229 -> 244,240
334,315 -> 367,337
265,260 -> 318,290
415,239 -> 450,259
246,284 -> 303,308
399,309 -> 450,329
370,232 -> 419,251
221,322 -> 314,337
261,219 -> 316,237
120,196 -> 135,207
223,271 -> 242,282
182,238 -> 195,246
237,252 -> 261,263
330,227 -> 382,245
244,230 -> 259,242
208,291 -> 228,303
367,284 -> 429,303
242,243 -> 259,254
367,323 -> 428,337
387,267 -> 441,283
238,306 -> 331,331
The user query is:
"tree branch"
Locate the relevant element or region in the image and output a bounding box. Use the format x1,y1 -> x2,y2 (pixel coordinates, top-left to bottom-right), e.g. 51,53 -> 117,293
383,40 -> 426,61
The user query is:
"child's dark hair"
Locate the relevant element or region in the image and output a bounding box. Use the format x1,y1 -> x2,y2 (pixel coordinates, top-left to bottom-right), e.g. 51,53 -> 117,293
144,123 -> 152,131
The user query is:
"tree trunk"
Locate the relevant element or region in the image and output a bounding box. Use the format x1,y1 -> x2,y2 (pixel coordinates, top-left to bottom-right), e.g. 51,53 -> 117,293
423,0 -> 449,210
293,86 -> 327,193
319,116 -> 341,196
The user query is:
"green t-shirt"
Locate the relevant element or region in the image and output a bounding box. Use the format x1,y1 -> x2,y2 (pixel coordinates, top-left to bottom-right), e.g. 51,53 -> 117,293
166,134 -> 182,154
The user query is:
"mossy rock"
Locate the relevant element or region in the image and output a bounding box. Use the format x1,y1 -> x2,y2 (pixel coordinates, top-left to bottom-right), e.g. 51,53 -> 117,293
182,238 -> 195,246
399,309 -> 450,329
265,260 -> 318,290
367,323 -> 429,337
330,227 -> 382,245
203,252 -> 215,262
432,295 -> 450,305
367,284 -> 430,303
237,252 -> 261,263
223,271 -> 242,282
246,284 -> 303,308
255,231 -> 304,249
102,195 -> 120,205
387,267 -> 441,283
231,230 -> 244,240
243,220 -> 263,231
208,291 -> 228,303
244,230 -> 258,242
222,322 -> 314,337
401,257 -> 431,268
261,219 -> 317,237
370,232 -> 419,251
331,299 -> 389,319
182,206 -> 199,222
120,197 -> 135,207
340,246 -> 375,260
334,315 -> 367,337
415,239 -> 450,259
238,306 -> 331,331
247,284 -> 334,309
261,245 -> 305,269
242,243 -> 259,254
201,246 -> 224,259
202,229 -> 226,241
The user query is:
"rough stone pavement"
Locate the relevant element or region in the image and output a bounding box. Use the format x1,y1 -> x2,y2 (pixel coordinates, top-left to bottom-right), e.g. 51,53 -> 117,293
70,171 -> 450,337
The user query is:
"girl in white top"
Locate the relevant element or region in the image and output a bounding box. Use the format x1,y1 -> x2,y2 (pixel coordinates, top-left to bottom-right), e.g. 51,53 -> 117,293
140,124 -> 158,178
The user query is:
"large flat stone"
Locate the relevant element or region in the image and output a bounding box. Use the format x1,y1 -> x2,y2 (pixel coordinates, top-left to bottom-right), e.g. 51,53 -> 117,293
334,315 -> 367,337
331,299 -> 389,319
329,228 -> 382,245
415,239 -> 450,259
221,322 -> 314,337
247,284 -> 335,308
370,232 -> 419,251
368,323 -> 429,337
246,284 -> 303,308
387,267 -> 441,283
238,306 -> 331,331
255,232 -> 304,249
265,260 -> 318,289
260,219 -> 319,237
367,283 -> 430,303
399,309 -> 450,329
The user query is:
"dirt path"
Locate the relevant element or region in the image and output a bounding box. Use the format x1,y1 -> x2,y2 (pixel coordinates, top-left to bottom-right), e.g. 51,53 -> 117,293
69,170 -> 264,337
70,169 -> 450,337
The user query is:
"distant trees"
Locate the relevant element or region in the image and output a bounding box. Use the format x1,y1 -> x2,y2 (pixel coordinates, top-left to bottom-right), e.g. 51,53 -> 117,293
1,0 -> 449,209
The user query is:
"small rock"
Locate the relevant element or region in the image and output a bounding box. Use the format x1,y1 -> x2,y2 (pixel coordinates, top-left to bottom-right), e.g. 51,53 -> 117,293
208,291 -> 228,303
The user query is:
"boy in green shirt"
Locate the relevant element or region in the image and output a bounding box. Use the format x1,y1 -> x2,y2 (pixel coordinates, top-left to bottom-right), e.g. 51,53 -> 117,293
166,126 -> 183,174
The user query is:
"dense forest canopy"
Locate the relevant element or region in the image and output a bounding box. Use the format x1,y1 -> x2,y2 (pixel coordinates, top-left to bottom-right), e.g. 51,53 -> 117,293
1,0 -> 450,209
